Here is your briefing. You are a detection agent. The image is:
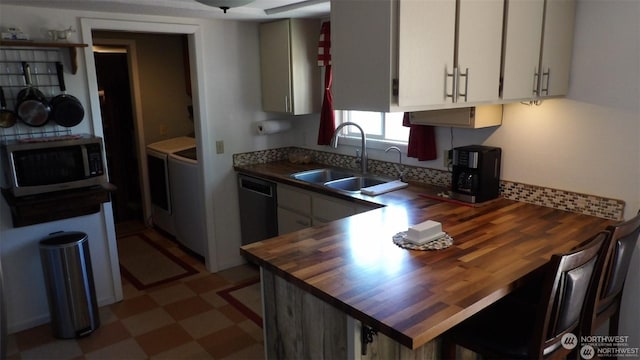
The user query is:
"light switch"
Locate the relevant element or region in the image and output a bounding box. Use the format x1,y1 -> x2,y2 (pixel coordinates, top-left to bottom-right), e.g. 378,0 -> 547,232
215,141 -> 224,154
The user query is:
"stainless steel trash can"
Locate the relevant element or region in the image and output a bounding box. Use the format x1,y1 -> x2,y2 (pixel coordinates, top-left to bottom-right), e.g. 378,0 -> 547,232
39,231 -> 100,338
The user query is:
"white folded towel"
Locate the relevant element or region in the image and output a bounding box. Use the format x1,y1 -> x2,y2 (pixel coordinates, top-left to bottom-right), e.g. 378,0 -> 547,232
360,180 -> 408,196
405,220 -> 444,244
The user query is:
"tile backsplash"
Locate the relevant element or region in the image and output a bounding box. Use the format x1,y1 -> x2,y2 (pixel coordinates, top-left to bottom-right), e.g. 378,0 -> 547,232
233,147 -> 625,220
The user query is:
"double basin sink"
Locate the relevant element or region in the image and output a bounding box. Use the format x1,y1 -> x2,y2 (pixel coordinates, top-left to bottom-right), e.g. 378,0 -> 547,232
290,168 -> 391,193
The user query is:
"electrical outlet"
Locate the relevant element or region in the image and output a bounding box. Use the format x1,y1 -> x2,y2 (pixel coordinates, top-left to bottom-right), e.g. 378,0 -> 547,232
215,140 -> 224,154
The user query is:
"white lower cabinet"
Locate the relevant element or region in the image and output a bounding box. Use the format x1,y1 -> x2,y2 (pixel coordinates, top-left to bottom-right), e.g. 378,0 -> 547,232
313,194 -> 358,223
277,184 -> 312,235
277,207 -> 312,234
276,182 -> 376,235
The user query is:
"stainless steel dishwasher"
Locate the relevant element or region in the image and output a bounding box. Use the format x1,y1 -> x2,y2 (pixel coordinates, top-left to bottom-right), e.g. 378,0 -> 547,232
237,174 -> 278,245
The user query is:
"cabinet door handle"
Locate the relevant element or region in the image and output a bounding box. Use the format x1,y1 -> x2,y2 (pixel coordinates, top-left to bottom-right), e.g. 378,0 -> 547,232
445,67 -> 458,103
284,96 -> 289,112
532,68 -> 540,96
458,67 -> 469,102
541,68 -> 550,96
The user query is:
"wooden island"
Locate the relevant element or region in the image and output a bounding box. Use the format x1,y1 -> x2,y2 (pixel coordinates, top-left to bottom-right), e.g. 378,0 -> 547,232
240,195 -> 613,359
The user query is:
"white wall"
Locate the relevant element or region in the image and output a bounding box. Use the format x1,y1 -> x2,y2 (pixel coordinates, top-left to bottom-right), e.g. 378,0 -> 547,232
0,6 -> 122,333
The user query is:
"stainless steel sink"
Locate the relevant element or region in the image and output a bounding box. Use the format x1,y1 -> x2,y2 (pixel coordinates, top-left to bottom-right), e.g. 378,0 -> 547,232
290,168 -> 394,194
290,168 -> 355,183
324,176 -> 389,193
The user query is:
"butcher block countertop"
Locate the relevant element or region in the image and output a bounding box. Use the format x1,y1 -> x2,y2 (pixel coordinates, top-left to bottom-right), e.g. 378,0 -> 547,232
237,161 -> 614,349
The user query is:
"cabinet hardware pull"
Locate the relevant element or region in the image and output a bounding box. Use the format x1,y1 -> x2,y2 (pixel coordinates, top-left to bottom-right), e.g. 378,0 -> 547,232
458,67 -> 469,102
360,325 -> 378,356
445,67 -> 458,103
284,96 -> 289,112
541,68 -> 550,96
532,68 -> 540,96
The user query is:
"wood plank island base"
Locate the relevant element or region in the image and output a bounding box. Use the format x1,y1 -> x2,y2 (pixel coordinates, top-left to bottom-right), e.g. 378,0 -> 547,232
241,198 -> 614,359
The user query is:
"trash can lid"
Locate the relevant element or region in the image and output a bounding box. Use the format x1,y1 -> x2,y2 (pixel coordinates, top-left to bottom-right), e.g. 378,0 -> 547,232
39,231 -> 88,247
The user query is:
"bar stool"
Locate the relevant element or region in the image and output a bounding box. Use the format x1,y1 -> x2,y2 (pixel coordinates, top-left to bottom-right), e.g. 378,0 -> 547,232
584,211 -> 640,337
442,231 -> 610,360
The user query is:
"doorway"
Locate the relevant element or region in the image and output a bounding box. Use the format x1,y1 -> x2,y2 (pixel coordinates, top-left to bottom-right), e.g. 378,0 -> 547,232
81,18 -> 218,275
92,32 -> 194,238
93,48 -> 144,235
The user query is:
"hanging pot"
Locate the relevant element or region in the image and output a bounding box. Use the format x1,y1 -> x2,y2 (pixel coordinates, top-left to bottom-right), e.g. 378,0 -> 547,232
50,62 -> 84,127
15,62 -> 51,127
0,86 -> 18,128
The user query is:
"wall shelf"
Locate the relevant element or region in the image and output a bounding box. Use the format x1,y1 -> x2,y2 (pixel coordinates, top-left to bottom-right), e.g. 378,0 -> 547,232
1,185 -> 112,227
0,40 -> 88,74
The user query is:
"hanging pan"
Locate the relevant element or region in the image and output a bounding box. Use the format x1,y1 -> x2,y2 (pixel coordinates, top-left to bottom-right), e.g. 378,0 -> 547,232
15,62 -> 51,127
0,86 -> 17,128
50,62 -> 84,127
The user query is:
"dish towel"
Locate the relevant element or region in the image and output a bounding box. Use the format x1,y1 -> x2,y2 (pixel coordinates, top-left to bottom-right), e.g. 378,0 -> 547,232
360,180 -> 408,196
402,112 -> 437,161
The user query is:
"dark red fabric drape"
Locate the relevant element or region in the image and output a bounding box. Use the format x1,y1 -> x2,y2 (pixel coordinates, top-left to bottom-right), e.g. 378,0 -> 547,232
317,65 -> 335,145
317,21 -> 335,145
403,112 -> 437,161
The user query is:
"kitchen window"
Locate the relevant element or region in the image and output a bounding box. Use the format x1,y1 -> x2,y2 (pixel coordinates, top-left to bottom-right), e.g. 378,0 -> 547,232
335,110 -> 409,150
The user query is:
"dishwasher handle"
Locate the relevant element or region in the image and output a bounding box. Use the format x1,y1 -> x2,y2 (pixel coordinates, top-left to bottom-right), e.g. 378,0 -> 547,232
239,175 -> 275,197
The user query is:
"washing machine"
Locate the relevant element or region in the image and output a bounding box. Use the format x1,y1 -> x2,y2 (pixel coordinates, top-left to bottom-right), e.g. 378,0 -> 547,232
146,136 -> 196,235
169,147 -> 206,257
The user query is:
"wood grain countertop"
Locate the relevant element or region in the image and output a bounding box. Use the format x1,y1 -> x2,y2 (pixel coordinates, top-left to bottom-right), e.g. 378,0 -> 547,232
236,161 -> 615,349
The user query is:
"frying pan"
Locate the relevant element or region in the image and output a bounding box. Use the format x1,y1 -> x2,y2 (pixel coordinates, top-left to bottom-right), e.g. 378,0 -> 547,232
16,62 -> 51,127
0,86 -> 17,128
50,62 -> 84,127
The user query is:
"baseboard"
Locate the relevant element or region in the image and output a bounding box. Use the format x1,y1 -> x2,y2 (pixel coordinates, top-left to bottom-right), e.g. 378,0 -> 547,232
7,295 -> 117,335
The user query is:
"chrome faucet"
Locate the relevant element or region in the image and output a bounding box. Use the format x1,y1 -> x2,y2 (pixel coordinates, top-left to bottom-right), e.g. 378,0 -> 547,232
385,146 -> 406,181
330,122 -> 368,174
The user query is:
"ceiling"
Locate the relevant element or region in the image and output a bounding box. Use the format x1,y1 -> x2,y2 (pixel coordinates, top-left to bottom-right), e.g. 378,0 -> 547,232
1,0 -> 331,21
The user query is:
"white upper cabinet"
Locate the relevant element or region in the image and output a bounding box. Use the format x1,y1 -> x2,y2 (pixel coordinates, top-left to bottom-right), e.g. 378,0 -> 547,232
332,0 -> 503,112
501,0 -> 545,101
539,0 -> 575,97
260,19 -> 320,115
502,0 -> 575,101
332,0 -> 576,112
456,0 -> 504,103
331,0 -> 395,112
397,0 -> 455,108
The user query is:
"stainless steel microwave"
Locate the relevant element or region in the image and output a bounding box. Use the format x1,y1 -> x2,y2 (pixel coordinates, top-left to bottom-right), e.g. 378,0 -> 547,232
1,135 -> 107,197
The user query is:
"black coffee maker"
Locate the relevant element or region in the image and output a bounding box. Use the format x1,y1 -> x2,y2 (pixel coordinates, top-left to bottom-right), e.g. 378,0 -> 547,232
450,145 -> 502,203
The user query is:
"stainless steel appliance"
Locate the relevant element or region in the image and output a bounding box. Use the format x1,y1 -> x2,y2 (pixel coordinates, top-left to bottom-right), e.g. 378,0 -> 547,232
237,174 -> 278,245
0,135 -> 106,197
451,145 -> 501,203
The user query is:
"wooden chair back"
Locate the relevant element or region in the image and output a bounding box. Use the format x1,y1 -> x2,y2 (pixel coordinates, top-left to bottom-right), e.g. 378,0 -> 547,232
585,212 -> 640,336
533,231 -> 609,358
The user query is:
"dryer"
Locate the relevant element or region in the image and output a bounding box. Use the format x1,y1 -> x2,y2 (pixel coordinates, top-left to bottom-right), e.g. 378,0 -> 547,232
169,147 -> 206,257
146,137 -> 196,235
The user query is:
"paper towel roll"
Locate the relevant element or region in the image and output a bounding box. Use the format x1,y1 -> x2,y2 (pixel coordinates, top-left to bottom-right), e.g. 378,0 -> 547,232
256,120 -> 291,135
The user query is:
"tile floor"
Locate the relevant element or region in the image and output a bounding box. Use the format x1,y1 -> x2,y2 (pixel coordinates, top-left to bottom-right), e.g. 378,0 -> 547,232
6,228 -> 264,359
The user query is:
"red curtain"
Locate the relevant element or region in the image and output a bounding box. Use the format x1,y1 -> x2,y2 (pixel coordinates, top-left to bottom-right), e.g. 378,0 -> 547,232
403,112 -> 437,161
317,21 -> 335,145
